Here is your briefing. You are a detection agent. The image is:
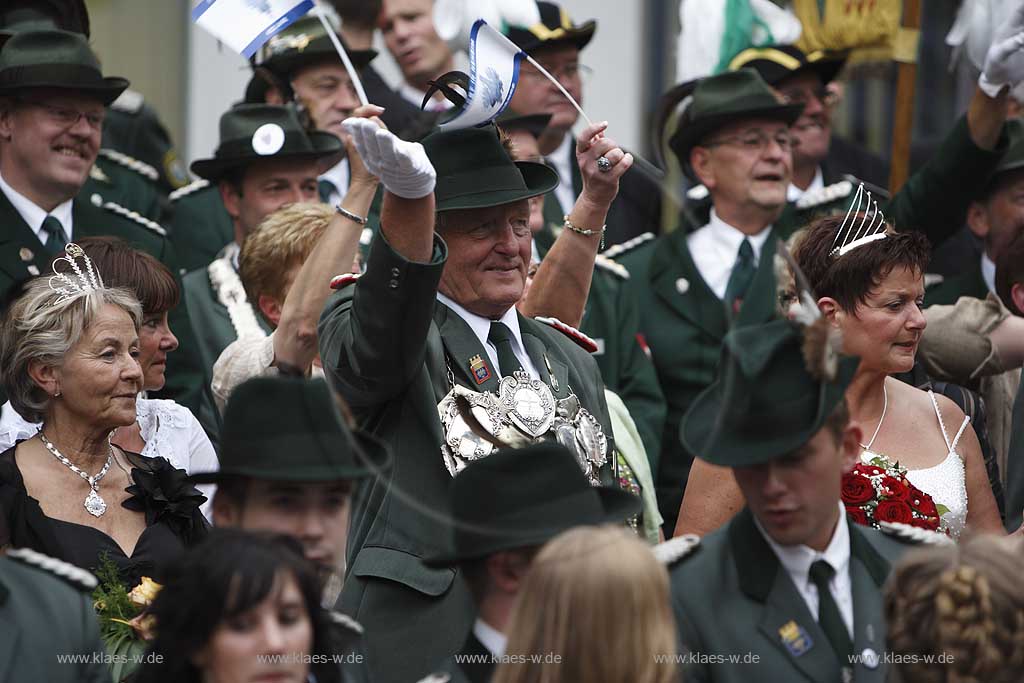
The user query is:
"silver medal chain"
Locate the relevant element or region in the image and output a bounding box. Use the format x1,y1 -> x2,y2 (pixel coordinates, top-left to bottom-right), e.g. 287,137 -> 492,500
39,432 -> 113,517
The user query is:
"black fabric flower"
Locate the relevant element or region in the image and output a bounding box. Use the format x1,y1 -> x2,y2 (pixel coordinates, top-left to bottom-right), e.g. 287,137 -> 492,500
122,455 -> 208,545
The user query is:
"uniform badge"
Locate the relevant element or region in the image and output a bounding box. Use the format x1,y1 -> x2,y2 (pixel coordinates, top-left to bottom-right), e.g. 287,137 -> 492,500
469,355 -> 492,385
27,265 -> 40,276
778,620 -> 813,657
19,247 -> 33,262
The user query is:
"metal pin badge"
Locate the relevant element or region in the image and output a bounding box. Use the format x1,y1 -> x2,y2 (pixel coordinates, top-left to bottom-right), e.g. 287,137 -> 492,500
19,247 -> 34,262
676,277 -> 690,294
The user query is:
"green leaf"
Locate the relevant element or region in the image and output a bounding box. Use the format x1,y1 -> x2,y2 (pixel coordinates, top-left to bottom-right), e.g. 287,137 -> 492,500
935,504 -> 950,516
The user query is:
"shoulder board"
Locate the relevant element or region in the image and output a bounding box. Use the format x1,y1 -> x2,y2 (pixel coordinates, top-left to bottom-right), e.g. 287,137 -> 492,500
652,533 -> 701,566
88,164 -> 112,184
169,178 -> 210,202
601,232 -> 655,259
415,675 -> 451,683
90,193 -> 167,237
924,273 -> 945,289
327,610 -> 364,634
594,254 -> 629,280
98,148 -> 160,182
795,179 -> 854,210
533,316 -> 598,353
686,184 -> 709,201
110,88 -> 145,114
5,547 -> 98,591
330,273 -> 362,290
878,521 -> 954,546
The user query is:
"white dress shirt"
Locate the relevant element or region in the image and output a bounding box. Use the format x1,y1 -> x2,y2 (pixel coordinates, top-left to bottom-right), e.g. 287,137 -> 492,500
686,209 -> 772,299
473,618 -> 507,657
319,158 -> 351,207
981,252 -> 997,294
544,134 -> 575,216
787,166 -> 825,202
399,82 -> 453,112
436,292 -> 540,380
0,170 -> 74,244
755,502 -> 854,639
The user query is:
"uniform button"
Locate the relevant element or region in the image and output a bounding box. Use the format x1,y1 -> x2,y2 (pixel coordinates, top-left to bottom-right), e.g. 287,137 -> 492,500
390,267 -> 400,277
389,279 -> 399,289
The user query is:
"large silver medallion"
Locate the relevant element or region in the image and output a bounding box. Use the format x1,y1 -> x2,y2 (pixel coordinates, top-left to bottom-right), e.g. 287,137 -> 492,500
84,489 -> 107,517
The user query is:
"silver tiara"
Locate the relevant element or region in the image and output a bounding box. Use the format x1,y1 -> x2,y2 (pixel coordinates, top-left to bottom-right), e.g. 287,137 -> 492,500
48,243 -> 104,306
830,183 -> 888,258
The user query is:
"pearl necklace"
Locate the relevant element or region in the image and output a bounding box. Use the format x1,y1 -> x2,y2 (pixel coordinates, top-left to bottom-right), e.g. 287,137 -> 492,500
39,432 -> 113,518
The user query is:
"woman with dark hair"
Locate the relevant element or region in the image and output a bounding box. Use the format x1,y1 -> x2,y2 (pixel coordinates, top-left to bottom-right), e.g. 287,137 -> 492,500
0,237 -> 217,516
134,529 -> 352,683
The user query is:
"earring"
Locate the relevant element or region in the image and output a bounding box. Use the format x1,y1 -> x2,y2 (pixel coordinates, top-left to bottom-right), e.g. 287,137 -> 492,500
53,390 -> 61,398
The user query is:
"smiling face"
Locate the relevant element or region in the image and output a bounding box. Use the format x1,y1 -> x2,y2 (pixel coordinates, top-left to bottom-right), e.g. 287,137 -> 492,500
46,303 -> 143,430
0,89 -> 105,209
138,310 -> 178,392
290,61 -> 361,139
221,158 -> 320,241
193,570 -> 313,683
734,422 -> 859,550
777,72 -> 832,170
380,0 -> 453,90
829,265 -> 927,375
437,200 -> 533,319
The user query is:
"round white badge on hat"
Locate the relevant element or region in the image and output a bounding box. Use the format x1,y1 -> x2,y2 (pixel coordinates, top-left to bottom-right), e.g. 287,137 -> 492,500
252,123 -> 285,156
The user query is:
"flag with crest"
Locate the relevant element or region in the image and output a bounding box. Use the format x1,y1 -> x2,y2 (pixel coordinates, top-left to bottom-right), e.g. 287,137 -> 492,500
192,0 -> 315,58
439,19 -> 526,130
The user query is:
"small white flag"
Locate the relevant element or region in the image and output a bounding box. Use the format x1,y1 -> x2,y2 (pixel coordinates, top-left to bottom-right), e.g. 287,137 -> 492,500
440,19 -> 526,130
192,0 -> 315,59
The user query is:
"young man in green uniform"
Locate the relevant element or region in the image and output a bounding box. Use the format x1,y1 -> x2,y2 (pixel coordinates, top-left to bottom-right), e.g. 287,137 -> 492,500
665,320 -> 945,683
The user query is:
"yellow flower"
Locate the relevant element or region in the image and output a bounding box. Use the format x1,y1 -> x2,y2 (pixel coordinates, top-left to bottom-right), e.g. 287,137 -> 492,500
128,577 -> 162,607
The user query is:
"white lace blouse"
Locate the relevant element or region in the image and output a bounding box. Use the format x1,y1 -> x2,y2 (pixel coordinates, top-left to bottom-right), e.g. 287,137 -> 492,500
0,398 -> 218,520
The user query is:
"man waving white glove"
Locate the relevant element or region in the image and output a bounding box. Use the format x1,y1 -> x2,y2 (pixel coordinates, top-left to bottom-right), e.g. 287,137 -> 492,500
342,118 -> 437,199
980,3 -> 1024,97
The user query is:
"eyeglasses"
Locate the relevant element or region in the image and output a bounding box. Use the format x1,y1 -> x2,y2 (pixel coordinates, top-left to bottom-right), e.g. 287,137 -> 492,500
519,62 -> 592,84
703,131 -> 794,153
779,85 -> 838,108
16,98 -> 105,130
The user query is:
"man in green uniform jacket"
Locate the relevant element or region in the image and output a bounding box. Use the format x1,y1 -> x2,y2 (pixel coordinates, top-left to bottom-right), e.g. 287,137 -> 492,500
624,43 -> 1020,532
664,320 -> 945,683
0,29 -> 204,413
319,119 -> 630,681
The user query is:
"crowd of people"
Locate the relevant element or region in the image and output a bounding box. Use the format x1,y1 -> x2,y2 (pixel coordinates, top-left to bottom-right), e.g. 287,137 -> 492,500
1,0 -> 1024,682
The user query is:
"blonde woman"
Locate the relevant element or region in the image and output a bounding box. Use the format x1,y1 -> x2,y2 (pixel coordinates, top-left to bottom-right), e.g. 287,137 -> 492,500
884,533 -> 1024,682
493,525 -> 678,683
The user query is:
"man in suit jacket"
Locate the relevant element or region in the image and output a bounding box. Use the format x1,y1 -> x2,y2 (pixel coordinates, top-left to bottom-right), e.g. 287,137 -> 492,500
665,320 -> 946,683
319,118 -> 631,681
0,28 -> 204,413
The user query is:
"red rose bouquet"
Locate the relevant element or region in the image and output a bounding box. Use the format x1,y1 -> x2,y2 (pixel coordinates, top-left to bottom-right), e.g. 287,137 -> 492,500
841,455 -> 949,535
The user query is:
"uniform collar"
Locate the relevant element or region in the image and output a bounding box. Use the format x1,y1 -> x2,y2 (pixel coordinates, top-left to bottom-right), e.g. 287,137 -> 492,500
319,158 -> 350,198
787,166 -> 824,202
981,252 -> 997,294
473,618 -> 507,657
707,208 -> 772,261
436,292 -> 525,357
0,170 -> 74,243
755,501 -> 851,591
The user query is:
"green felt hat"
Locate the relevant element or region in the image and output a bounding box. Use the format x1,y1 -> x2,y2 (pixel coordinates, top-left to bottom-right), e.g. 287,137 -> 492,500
423,125 -> 559,211
0,29 -> 126,104
668,69 -> 803,175
680,320 -> 859,467
495,109 -> 553,140
423,441 -> 640,566
190,376 -> 390,484
505,1 -> 596,54
190,103 -> 344,182
0,0 -> 90,46
728,44 -> 847,87
993,119 -> 1024,177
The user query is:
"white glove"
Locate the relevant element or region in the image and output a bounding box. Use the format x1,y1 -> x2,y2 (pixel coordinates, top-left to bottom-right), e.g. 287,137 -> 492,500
979,3 -> 1024,97
342,118 -> 436,199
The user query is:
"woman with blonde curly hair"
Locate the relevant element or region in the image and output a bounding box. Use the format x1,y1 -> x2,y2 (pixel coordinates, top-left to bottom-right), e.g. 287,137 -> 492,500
492,525 -> 678,683
884,533 -> 1024,682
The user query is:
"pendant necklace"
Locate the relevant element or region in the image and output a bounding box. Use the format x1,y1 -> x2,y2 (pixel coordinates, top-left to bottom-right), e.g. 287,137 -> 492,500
859,385 -> 888,452
39,432 -> 113,517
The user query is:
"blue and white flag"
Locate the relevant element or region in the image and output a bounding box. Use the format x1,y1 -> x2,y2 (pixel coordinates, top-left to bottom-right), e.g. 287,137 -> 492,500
441,19 -> 526,130
192,0 -> 315,59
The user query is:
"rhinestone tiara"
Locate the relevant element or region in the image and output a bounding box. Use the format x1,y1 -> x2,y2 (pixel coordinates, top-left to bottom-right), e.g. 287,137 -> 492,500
48,243 -> 104,306
830,183 -> 888,258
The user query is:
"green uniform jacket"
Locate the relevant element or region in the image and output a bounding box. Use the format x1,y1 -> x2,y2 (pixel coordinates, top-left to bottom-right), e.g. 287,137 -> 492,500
670,508 -> 912,683
0,555 -> 106,683
432,630 -> 493,683
0,188 -> 205,414
924,262 -> 989,307
318,233 -> 614,683
168,181 -> 235,275
86,154 -> 164,223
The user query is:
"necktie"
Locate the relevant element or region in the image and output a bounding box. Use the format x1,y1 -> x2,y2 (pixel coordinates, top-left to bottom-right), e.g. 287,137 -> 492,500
41,215 -> 69,255
488,322 -> 524,378
318,179 -> 336,204
723,238 -> 755,314
808,560 -> 853,668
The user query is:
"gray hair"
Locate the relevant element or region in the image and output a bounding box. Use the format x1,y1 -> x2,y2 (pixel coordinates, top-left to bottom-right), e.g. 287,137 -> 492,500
0,277 -> 142,423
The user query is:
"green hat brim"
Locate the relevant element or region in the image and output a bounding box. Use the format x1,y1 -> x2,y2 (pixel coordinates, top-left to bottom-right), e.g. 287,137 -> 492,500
189,428 -> 392,484
679,354 -> 859,467
436,159 -> 559,212
420,485 -> 640,566
190,130 -> 344,182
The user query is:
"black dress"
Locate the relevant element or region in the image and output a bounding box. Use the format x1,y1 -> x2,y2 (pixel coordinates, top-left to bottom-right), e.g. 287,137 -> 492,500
0,443 -> 207,586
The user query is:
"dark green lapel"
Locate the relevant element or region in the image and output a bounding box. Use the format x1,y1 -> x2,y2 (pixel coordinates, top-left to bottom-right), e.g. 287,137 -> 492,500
433,303 -> 502,393
519,318 -> 570,399
649,228 -> 729,340
0,190 -> 51,294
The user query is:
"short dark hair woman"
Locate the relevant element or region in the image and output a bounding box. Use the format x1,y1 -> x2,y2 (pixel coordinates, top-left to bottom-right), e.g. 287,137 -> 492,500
134,530 -> 352,683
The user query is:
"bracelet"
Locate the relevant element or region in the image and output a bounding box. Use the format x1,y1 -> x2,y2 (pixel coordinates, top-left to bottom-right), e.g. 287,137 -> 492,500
563,215 -> 606,249
336,205 -> 368,225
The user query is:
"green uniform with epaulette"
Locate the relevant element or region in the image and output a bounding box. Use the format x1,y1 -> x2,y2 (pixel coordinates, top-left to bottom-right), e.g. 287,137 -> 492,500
167,179 -> 235,274
103,88 -> 191,194
85,151 -> 164,222
0,548 -> 107,683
